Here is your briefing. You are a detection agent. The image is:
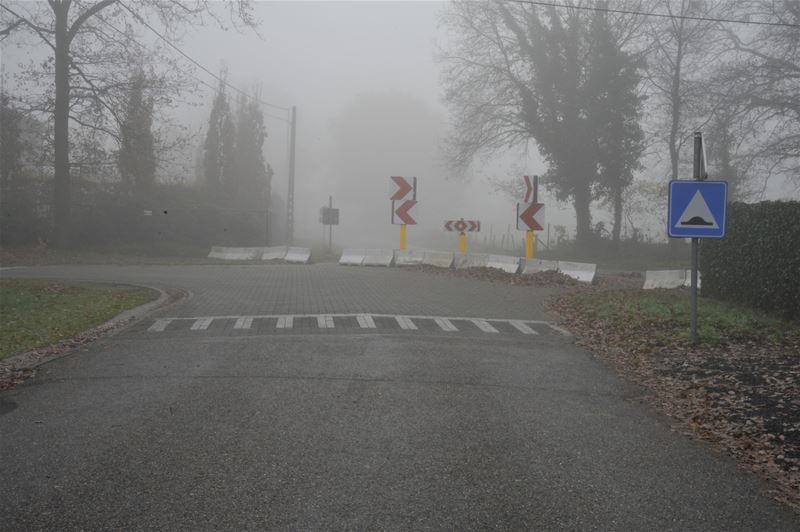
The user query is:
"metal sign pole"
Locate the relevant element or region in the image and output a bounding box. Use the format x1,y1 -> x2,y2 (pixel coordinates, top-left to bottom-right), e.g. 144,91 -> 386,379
328,196 -> 333,252
690,132 -> 702,343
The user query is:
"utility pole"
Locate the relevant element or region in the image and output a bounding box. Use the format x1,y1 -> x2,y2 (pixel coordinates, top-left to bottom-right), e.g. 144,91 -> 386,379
286,105 -> 297,245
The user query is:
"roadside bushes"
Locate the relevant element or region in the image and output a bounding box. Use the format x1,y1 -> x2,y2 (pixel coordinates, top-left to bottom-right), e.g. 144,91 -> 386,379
701,201 -> 800,320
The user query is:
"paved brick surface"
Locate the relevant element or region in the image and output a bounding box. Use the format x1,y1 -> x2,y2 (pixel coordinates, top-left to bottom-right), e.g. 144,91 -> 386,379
2,264 -> 562,320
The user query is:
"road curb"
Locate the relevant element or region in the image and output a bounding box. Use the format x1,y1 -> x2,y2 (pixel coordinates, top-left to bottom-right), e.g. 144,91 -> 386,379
0,283 -> 185,380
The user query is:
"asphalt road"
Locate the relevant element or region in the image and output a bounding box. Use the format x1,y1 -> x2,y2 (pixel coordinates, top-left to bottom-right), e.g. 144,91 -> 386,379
1,264 -> 798,530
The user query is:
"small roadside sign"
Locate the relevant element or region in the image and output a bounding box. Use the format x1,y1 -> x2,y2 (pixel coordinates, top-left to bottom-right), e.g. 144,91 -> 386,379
668,180 -> 727,238
392,200 -> 417,225
390,176 -> 416,201
517,203 -> 545,231
445,219 -> 480,232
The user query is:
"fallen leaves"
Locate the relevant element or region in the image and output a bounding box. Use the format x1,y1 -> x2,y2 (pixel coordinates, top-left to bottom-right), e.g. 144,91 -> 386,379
548,291 -> 800,512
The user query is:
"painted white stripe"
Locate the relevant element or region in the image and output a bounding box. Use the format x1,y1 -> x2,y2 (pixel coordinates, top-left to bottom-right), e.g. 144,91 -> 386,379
148,318 -> 172,332
317,315 -> 334,329
509,320 -> 539,335
544,322 -> 572,336
276,316 -> 293,329
434,317 -> 458,332
395,316 -> 417,330
356,314 -> 376,329
234,317 -> 253,329
471,319 -> 499,333
191,317 -> 213,330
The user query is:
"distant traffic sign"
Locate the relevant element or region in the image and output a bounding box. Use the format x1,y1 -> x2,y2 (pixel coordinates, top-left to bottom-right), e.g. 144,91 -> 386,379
319,207 -> 339,225
392,200 -> 417,225
668,180 -> 727,238
517,203 -> 545,231
523,175 -> 537,203
390,176 -> 416,201
445,219 -> 480,232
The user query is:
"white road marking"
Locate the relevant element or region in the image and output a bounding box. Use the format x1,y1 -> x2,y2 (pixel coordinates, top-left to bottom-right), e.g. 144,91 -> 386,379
509,320 -> 538,335
471,319 -> 499,333
396,316 -> 417,330
148,318 -> 172,332
234,317 -> 253,329
357,314 -> 376,329
147,314 -> 570,337
434,317 -> 458,332
191,317 -> 213,330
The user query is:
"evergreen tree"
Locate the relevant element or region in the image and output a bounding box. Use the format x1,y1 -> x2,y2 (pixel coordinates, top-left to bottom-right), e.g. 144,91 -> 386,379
203,72 -> 234,199
233,90 -> 269,208
118,69 -> 156,199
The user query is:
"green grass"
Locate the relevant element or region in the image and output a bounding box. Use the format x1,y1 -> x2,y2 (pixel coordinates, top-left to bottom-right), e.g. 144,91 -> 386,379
0,279 -> 157,360
568,289 -> 800,346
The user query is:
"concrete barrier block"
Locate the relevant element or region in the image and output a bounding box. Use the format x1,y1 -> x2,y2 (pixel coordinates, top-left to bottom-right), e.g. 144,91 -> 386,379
487,254 -> 522,274
557,261 -> 596,283
363,249 -> 394,267
422,250 -> 454,269
521,258 -> 559,275
455,253 -> 489,269
644,270 -> 686,289
394,249 -> 425,266
261,246 -> 288,261
285,247 -> 311,264
683,270 -> 702,289
339,249 -> 366,266
207,247 -> 263,260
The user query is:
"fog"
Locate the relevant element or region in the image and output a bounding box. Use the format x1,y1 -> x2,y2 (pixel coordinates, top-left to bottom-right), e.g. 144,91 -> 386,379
2,0 -> 797,254
177,0 -> 554,251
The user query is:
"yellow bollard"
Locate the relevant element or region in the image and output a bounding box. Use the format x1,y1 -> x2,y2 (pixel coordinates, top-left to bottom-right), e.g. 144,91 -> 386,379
459,232 -> 467,254
400,224 -> 407,251
525,230 -> 535,259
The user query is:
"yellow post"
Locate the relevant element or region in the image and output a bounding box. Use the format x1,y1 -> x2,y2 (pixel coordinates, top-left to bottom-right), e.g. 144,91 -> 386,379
459,232 -> 467,254
525,230 -> 535,259
399,224 -> 407,250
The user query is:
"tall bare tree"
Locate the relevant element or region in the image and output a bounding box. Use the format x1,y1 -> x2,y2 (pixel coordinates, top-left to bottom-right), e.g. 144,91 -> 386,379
1,0 -> 257,247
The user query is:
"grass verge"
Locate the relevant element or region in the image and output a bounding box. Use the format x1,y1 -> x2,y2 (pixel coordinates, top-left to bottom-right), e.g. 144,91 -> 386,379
0,279 -> 157,361
548,288 -> 800,511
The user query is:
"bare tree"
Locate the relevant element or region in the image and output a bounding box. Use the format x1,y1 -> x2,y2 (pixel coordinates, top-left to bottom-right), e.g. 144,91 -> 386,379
1,0 -> 257,247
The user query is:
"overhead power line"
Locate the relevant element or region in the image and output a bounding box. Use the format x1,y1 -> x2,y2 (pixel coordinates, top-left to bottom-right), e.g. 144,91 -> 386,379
118,1 -> 291,114
504,0 -> 800,29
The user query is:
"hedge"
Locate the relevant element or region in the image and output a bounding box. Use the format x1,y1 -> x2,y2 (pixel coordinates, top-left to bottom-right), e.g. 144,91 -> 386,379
701,201 -> 800,320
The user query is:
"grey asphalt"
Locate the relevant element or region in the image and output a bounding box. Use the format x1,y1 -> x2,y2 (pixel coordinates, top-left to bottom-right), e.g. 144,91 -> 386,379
1,264 -> 797,530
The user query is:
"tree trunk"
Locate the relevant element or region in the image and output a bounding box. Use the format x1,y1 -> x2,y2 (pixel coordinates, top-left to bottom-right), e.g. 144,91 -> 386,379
573,182 -> 592,246
53,4 -> 71,248
611,186 -> 623,249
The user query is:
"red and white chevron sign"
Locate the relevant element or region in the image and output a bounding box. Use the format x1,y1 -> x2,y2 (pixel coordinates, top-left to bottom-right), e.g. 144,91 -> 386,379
523,175 -> 534,203
390,176 -> 416,201
444,219 -> 480,232
392,200 -> 418,225
517,203 -> 545,231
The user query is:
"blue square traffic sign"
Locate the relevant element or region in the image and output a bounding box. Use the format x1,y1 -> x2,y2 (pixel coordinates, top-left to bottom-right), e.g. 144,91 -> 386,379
668,180 -> 727,238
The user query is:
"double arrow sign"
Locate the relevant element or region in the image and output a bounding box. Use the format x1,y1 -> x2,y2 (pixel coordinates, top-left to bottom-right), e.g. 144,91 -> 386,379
391,176 -> 417,225
445,219 -> 480,233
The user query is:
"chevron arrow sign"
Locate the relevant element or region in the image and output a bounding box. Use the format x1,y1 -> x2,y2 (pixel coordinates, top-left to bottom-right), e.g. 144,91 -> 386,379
392,200 -> 418,225
390,176 -> 416,201
517,203 -> 545,231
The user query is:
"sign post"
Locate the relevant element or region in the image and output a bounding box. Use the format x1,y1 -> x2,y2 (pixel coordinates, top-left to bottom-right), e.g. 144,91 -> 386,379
667,132 -> 727,343
391,176 -> 417,250
319,197 -> 339,253
520,175 -> 543,258
445,219 -> 480,255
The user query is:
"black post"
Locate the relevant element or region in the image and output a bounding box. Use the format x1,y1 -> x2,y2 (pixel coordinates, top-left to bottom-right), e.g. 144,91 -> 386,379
691,132 -> 702,343
286,106 -> 297,245
328,195 -> 333,252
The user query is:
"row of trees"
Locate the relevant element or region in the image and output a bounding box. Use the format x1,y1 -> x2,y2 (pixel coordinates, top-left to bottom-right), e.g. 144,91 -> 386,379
0,0 -> 263,248
439,0 -> 800,246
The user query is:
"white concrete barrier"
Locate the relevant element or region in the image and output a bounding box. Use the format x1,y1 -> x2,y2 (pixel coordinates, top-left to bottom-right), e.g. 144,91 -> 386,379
487,254 -> 522,274
521,258 -> 559,275
339,249 -> 366,266
557,261 -> 596,283
363,249 -> 394,267
455,253 -> 489,269
261,246 -> 288,261
284,247 -> 311,264
394,249 -> 425,266
644,270 -> 686,289
208,246 -> 263,260
422,250 -> 454,269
